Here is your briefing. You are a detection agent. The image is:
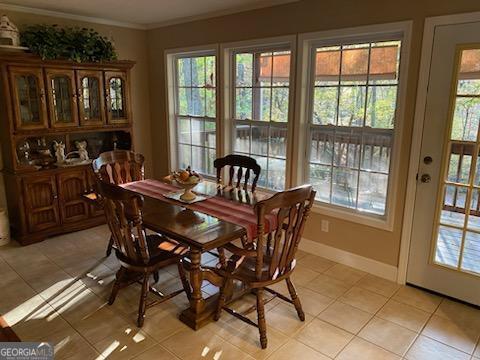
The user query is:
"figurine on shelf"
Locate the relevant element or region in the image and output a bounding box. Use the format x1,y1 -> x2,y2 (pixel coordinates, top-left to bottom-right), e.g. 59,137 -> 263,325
53,141 -> 66,163
112,134 -> 118,150
0,15 -> 20,47
18,140 -> 30,164
75,140 -> 89,161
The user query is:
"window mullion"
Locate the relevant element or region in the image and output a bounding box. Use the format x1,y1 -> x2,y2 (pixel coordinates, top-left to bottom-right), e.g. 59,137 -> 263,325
329,46 -> 343,204
354,43 -> 373,210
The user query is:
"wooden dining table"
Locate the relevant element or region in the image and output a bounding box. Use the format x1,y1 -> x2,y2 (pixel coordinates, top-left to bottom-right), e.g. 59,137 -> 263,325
89,179 -> 270,330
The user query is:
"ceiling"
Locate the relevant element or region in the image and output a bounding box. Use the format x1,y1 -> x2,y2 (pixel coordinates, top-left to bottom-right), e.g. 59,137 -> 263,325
0,0 -> 299,29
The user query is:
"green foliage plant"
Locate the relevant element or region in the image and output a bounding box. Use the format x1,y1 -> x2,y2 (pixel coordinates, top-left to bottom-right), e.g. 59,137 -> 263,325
20,25 -> 117,62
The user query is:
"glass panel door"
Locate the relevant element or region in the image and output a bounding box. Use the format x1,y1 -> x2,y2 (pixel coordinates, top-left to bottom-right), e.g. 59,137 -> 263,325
105,71 -> 129,124
46,69 -> 78,128
408,22 -> 480,306
77,70 -> 105,126
433,47 -> 480,276
9,66 -> 48,130
110,77 -> 125,119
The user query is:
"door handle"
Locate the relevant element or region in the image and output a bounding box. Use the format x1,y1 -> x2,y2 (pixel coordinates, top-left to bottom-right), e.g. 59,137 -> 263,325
420,174 -> 431,183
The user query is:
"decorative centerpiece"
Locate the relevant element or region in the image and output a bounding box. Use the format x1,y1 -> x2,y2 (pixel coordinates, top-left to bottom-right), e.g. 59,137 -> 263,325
166,166 -> 202,202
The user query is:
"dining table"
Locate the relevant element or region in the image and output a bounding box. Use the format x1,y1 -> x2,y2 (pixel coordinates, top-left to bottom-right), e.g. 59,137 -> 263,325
88,178 -> 271,330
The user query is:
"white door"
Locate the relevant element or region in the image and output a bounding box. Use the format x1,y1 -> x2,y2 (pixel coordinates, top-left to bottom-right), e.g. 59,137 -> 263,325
408,20 -> 480,306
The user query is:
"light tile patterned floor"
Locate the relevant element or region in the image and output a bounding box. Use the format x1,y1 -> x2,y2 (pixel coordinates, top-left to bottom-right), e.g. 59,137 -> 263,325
0,225 -> 479,360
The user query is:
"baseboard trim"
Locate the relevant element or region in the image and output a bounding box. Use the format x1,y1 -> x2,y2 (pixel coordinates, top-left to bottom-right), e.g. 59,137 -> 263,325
299,238 -> 399,282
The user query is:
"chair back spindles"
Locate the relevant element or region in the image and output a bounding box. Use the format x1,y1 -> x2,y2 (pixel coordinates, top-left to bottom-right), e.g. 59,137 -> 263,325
214,154 -> 261,192
236,167 -> 243,189
229,165 -> 235,187
93,150 -> 145,185
254,185 -> 315,281
98,181 -> 151,265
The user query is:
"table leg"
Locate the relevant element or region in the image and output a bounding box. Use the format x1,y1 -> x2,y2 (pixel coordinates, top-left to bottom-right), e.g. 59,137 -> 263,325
179,248 -> 210,329
178,248 -> 248,330
188,249 -> 205,314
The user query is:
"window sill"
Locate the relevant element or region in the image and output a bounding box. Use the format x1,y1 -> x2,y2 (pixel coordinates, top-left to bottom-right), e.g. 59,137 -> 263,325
310,201 -> 394,232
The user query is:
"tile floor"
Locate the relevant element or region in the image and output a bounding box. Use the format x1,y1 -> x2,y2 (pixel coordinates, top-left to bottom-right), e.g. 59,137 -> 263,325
0,225 -> 479,360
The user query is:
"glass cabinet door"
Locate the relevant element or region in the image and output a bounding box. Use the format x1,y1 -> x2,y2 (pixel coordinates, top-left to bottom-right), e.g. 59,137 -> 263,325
9,66 -> 48,130
77,70 -> 105,126
105,71 -> 130,124
45,69 -> 79,128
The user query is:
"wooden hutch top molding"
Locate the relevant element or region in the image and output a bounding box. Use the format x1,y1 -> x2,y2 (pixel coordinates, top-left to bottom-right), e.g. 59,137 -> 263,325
0,52 -> 135,70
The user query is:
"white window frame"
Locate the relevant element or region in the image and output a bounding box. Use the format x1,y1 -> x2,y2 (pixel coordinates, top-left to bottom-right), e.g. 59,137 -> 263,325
165,45 -> 219,178
220,35 -> 297,191
294,22 -> 412,231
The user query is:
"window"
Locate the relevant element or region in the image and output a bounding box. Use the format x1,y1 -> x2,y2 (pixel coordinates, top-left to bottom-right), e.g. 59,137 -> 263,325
165,27 -> 409,229
173,53 -> 216,175
306,39 -> 402,217
232,48 -> 293,190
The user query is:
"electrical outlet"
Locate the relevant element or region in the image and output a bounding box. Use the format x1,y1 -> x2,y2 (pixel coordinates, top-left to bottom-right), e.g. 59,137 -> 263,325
321,220 -> 329,232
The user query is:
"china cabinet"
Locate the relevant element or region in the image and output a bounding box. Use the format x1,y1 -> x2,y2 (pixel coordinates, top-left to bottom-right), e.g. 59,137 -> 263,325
0,52 -> 135,244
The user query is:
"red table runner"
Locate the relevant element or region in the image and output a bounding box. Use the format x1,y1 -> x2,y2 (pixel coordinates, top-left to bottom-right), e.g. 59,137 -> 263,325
122,179 -> 276,241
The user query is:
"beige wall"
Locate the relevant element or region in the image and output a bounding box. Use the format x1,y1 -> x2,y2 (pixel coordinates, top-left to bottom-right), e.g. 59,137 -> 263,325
0,10 -> 153,210
147,0 -> 480,266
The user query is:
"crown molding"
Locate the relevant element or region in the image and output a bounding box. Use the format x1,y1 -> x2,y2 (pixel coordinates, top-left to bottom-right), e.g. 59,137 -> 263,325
145,0 -> 299,29
0,3 -> 147,30
0,0 -> 299,31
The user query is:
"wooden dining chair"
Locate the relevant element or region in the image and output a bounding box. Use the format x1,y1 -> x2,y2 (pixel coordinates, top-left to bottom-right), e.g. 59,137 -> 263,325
213,185 -> 316,349
92,150 -> 145,185
213,154 -> 262,265
214,154 -> 261,192
97,181 -> 191,327
93,150 -> 145,256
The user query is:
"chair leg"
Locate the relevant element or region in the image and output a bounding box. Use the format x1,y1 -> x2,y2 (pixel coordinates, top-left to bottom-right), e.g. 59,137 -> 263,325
108,266 -> 126,305
177,261 -> 192,300
256,288 -> 268,349
153,271 -> 159,283
286,277 -> 305,321
106,235 -> 114,257
137,273 -> 149,327
218,248 -> 227,269
214,278 -> 230,321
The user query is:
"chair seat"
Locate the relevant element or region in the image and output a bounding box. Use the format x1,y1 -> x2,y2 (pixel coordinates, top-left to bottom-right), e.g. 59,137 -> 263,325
216,252 -> 294,285
116,234 -> 188,268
